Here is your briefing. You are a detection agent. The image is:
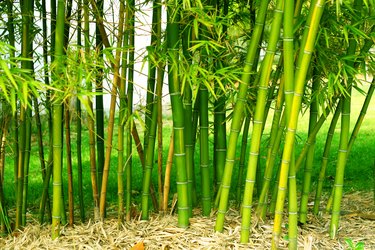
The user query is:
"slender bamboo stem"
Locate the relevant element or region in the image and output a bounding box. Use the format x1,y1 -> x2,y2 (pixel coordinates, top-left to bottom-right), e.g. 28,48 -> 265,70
240,0 -> 283,242
215,0 -> 269,233
64,101 -> 74,226
272,1 -> 325,248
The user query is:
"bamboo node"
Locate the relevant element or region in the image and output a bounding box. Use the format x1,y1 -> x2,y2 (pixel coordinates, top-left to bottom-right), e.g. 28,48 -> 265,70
338,149 -> 348,153
245,179 -> 255,183
253,120 -> 263,124
281,159 -> 290,164
202,197 -> 210,201
174,153 -> 185,157
52,182 -> 62,186
217,209 -> 226,214
334,183 -> 344,187
176,181 -> 188,185
258,86 -> 268,90
274,8 -> 283,13
215,148 -> 226,152
221,184 -> 231,189
178,206 -> 190,211
289,211 -> 298,215
249,152 -> 259,156
242,205 -> 252,209
283,38 -> 293,42
200,164 -> 209,168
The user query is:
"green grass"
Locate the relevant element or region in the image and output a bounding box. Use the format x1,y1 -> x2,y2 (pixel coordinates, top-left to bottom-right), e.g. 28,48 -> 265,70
1,83 -> 374,220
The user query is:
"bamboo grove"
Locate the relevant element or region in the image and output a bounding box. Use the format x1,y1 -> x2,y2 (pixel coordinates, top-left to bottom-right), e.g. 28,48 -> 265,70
0,0 -> 374,248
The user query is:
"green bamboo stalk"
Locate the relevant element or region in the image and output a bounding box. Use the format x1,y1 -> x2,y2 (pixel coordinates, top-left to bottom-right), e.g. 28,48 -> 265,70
284,0 -> 297,245
17,0 -> 34,229
167,0 -> 189,227
213,0 -> 228,197
313,102 -> 341,214
141,88 -> 159,220
240,0 -> 284,243
21,107 -> 31,227
235,116 -> 251,205
199,83 -> 211,216
182,15 -> 194,215
215,0 -> 269,233
51,0 -> 65,238
34,97 -> 52,223
256,80 -> 284,219
347,82 -> 375,153
330,91 -> 352,239
52,102 -> 63,239
299,78 -> 318,226
330,0 -> 361,236
64,101 -> 74,226
38,0 -> 54,224
272,1 -> 325,248
214,89 -> 226,194
76,0 -> 85,223
295,103 -> 335,172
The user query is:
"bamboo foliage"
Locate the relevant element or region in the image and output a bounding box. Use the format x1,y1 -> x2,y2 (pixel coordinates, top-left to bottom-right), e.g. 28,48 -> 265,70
0,0 -> 373,246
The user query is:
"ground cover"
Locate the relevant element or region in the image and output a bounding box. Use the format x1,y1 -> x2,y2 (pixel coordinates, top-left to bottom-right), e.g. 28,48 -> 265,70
1,192 -> 374,249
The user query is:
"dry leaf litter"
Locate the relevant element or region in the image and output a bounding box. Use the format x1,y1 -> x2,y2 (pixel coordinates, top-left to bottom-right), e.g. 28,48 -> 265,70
0,191 -> 374,249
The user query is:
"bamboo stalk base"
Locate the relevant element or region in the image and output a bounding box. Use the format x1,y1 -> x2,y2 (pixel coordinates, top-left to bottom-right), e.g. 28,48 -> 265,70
1,191 -> 374,249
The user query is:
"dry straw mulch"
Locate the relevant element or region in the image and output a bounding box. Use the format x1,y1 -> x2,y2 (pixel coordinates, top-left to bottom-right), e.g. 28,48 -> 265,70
1,191 -> 374,249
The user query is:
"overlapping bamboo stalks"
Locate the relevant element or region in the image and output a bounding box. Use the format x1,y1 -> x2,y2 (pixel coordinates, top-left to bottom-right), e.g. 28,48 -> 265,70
0,0 -> 374,248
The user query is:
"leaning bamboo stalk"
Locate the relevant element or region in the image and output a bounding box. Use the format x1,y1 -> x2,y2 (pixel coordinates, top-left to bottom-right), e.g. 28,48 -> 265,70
256,80 -> 284,219
215,0 -> 269,233
240,0 -> 283,243
272,1 -> 325,248
98,0 -> 126,220
313,101 -> 342,214
330,0 -> 361,236
235,116 -> 251,206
